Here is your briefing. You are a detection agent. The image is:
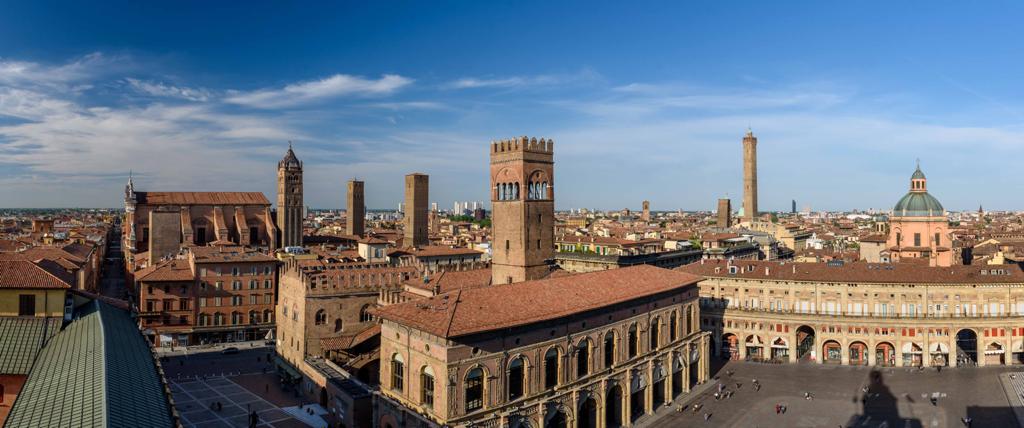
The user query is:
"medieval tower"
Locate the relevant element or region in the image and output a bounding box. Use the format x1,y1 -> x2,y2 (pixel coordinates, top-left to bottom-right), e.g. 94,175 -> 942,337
742,129 -> 758,222
490,136 -> 555,284
277,143 -> 303,248
346,179 -> 365,237
403,173 -> 429,247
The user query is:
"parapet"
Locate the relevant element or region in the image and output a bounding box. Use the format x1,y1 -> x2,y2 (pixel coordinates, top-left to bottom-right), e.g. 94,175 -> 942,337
491,136 -> 554,154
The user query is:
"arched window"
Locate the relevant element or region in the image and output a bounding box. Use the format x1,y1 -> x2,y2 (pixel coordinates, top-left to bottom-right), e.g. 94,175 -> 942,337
198,313 -> 209,326
465,367 -> 484,412
263,310 -> 273,323
544,347 -> 560,389
249,310 -> 259,324
685,305 -> 693,335
628,324 -> 638,358
513,182 -> 519,200
360,305 -> 373,322
650,318 -> 660,350
670,311 -> 678,342
334,319 -> 343,333
421,366 -> 435,409
314,309 -> 327,325
604,331 -> 616,368
508,357 -> 525,400
576,339 -> 591,378
391,354 -> 404,392
541,181 -> 548,199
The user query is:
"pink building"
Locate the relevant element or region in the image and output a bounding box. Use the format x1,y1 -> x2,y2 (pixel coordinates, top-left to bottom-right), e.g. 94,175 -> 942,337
887,165 -> 952,266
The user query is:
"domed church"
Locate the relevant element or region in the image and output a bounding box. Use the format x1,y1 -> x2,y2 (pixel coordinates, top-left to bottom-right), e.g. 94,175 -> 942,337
886,163 -> 953,266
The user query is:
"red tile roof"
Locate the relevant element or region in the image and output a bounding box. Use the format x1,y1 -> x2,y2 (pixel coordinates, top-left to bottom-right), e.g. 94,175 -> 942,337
0,260 -> 73,289
136,192 -> 270,206
135,259 -> 195,282
376,265 -> 701,339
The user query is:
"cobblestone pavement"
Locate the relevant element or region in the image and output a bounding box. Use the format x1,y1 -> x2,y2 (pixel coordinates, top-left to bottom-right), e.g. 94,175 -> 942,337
171,376 -> 303,428
647,360 -> 1020,428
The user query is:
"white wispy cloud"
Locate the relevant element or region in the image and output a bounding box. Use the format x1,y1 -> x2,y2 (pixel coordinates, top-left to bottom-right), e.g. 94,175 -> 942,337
125,78 -> 212,102
445,69 -> 602,90
224,73 -> 413,108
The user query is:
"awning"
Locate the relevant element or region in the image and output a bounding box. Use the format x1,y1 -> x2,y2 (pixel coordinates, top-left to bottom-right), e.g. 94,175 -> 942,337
1014,341 -> 1024,353
902,343 -> 923,354
985,349 -> 1005,355
275,356 -> 303,380
771,337 -> 789,349
930,343 -> 949,354
746,335 -> 763,346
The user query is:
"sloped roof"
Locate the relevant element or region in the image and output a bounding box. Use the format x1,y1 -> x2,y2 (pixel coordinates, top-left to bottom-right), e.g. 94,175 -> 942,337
5,301 -> 174,428
0,317 -> 61,374
135,191 -> 270,206
0,260 -> 73,289
134,259 -> 195,282
376,265 -> 701,339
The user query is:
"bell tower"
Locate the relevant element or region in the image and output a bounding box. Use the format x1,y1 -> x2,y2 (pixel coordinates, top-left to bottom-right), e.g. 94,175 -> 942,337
277,142 -> 303,248
490,136 -> 554,284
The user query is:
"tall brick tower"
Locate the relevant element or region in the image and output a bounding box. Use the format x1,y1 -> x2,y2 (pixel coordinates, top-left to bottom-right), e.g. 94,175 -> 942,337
346,179 -> 365,237
276,142 -> 303,248
490,136 -> 554,284
742,129 -> 758,222
717,198 -> 732,228
403,173 -> 429,248
641,200 -> 650,222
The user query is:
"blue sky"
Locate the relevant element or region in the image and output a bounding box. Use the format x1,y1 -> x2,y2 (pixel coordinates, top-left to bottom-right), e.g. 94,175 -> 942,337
1,1 -> 1023,210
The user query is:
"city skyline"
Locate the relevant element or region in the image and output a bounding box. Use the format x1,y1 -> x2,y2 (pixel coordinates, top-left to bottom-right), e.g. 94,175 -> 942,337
3,2 -> 1024,210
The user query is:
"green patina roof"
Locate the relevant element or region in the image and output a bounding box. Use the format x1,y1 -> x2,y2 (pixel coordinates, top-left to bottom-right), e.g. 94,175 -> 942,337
911,166 -> 926,180
5,301 -> 174,428
893,191 -> 944,217
0,317 -> 61,375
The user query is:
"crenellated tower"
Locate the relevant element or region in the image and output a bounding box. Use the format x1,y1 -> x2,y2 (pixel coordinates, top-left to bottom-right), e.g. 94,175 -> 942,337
490,136 -> 554,284
277,142 -> 303,248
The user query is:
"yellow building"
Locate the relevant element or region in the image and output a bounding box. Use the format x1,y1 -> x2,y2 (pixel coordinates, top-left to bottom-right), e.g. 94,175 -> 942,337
0,260 -> 71,317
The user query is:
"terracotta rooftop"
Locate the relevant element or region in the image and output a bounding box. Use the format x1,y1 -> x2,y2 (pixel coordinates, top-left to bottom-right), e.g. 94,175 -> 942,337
134,259 -> 195,282
388,245 -> 482,258
376,265 -> 701,339
190,245 -> 277,263
411,268 -> 493,293
677,259 -> 1024,284
135,191 -> 270,206
0,260 -> 74,289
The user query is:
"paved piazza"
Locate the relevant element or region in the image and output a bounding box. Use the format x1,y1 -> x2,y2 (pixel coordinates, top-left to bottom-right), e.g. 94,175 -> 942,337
647,361 -> 1021,428
163,348 -> 309,428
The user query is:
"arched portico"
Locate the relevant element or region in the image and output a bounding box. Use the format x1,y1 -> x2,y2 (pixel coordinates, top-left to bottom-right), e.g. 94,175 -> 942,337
875,342 -> 895,367
956,329 -> 978,366
795,325 -> 815,361
849,341 -> 868,366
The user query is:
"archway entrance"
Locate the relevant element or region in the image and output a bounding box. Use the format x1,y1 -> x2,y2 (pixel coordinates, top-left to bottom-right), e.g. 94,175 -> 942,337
985,342 -> 1005,366
795,325 -> 815,361
930,343 -> 949,367
671,352 -> 684,399
822,340 -> 842,364
956,329 -> 978,366
545,407 -> 567,428
630,369 -> 647,423
770,337 -> 789,362
745,335 -> 763,361
579,397 -> 598,428
902,343 -> 923,367
606,384 -> 623,428
651,363 -> 666,411
875,342 -> 895,367
849,342 -> 868,365
721,333 -> 739,360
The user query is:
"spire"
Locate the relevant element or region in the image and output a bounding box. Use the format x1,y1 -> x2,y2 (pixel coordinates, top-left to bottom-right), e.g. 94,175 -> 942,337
279,141 -> 301,169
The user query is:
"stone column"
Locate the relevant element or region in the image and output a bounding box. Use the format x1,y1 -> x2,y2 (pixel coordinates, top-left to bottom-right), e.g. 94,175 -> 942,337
645,361 -> 654,415
895,339 -> 904,367
948,334 -> 958,368
841,340 -> 850,366
868,340 -> 877,366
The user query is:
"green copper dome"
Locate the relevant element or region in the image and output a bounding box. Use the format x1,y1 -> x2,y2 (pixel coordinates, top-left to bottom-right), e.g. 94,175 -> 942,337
893,191 -> 944,217
911,167 -> 926,180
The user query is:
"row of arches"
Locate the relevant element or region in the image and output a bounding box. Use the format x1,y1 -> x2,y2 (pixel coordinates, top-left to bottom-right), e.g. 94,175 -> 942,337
495,181 -> 551,201
719,326 -> 1020,367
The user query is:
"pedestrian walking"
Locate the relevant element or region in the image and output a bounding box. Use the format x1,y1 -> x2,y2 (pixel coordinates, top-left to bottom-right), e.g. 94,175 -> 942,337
775,404 -> 780,414
704,412 -> 711,421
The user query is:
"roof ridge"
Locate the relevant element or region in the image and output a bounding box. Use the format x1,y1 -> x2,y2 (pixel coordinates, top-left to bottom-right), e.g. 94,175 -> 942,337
444,288 -> 463,338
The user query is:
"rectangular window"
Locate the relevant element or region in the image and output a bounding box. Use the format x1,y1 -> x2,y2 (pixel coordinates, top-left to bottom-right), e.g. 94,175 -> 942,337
214,297 -> 223,307
249,280 -> 257,290
18,294 -> 36,316
250,295 -> 258,305
179,300 -> 190,311
264,280 -> 272,289
264,294 -> 272,304
913,233 -> 921,247
233,281 -> 241,290
199,298 -> 207,307
934,233 -> 940,246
